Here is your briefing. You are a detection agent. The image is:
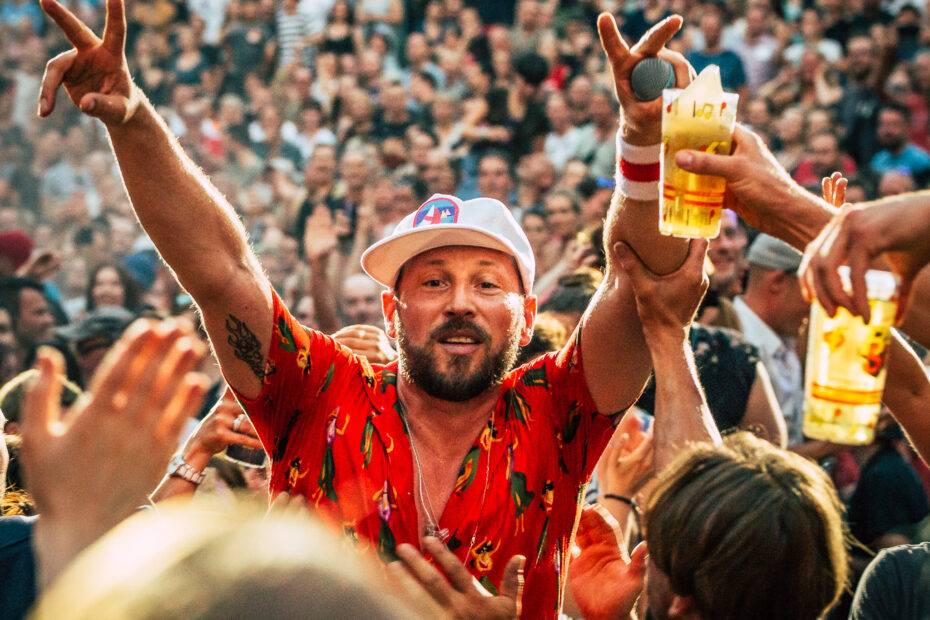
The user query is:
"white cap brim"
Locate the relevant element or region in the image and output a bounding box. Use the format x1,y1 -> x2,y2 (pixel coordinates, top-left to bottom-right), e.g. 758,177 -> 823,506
361,224 -> 532,292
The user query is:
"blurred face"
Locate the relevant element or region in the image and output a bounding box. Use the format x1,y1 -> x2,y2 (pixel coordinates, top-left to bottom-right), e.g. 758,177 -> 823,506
407,34 -> 429,64
306,147 -> 337,185
708,210 -> 746,294
0,308 -> 14,348
16,288 -> 55,347
477,156 -> 512,202
295,295 -> 317,329
561,160 -> 588,188
340,153 -> 368,189
342,277 -> 383,326
581,188 -> 611,226
92,266 -> 126,309
521,213 -> 549,249
878,172 -> 915,197
778,109 -> 804,143
386,246 -> 533,402
914,53 -> 930,91
809,134 -> 839,173
847,37 -> 876,79
589,92 -> 613,127
546,95 -> 571,130
544,194 -> 578,240
877,109 -> 909,150
745,8 -> 767,37
382,84 -> 407,115
777,274 -> 810,337
701,13 -> 722,47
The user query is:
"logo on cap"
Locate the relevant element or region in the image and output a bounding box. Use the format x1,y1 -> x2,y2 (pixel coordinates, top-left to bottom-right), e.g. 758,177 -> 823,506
414,198 -> 459,227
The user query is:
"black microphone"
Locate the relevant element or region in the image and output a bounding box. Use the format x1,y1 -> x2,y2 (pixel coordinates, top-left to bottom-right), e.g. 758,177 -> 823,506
630,57 -> 676,102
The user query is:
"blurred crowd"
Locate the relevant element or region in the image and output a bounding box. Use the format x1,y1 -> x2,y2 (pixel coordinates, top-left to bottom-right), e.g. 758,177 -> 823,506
3,0 -> 930,618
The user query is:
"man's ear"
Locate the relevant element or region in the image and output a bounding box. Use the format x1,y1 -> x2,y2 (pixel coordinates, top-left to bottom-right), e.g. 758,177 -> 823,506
668,594 -> 698,619
382,290 -> 398,339
519,295 -> 538,347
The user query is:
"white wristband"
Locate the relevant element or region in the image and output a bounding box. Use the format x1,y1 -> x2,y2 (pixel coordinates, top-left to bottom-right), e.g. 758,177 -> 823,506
616,130 -> 661,201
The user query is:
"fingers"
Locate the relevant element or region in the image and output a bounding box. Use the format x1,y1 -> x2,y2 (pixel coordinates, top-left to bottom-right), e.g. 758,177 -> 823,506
395,543 -> 453,608
628,541 -> 648,575
575,504 -> 619,550
499,555 -> 526,613
102,0 -> 126,55
40,0 -> 100,51
675,147 -> 737,179
160,372 -> 209,441
631,15 -> 683,56
78,92 -> 132,126
22,347 -> 66,440
38,50 -> 77,117
423,536 -> 474,593
597,13 -> 631,90
121,323 -> 188,417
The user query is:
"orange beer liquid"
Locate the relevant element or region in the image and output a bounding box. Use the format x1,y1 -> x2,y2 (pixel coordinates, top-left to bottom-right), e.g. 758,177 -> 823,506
803,299 -> 897,445
659,94 -> 736,239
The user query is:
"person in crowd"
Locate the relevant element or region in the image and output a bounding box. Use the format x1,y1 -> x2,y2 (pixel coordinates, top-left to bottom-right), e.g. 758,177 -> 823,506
84,262 -> 140,314
0,278 -> 56,375
54,306 -> 135,386
34,3 -> 702,615
728,234 -> 808,446
870,103 -> 930,181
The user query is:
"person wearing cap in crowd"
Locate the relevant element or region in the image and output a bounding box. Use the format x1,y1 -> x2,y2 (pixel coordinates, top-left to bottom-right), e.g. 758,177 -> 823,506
730,234 -> 810,447
36,0 -> 700,615
55,307 -> 135,387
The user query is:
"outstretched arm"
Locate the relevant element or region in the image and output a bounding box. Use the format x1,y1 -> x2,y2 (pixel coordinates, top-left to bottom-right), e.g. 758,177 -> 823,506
581,15 -> 696,414
616,239 -> 721,468
38,0 -> 271,398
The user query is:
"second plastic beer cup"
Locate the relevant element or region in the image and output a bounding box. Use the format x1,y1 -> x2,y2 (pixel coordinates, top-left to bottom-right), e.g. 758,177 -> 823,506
803,268 -> 899,445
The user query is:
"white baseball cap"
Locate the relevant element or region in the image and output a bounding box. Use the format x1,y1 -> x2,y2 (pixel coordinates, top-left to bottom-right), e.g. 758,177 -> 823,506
361,194 -> 535,292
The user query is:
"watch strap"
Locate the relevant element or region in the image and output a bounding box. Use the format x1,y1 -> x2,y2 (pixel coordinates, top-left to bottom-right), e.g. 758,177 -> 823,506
168,454 -> 206,485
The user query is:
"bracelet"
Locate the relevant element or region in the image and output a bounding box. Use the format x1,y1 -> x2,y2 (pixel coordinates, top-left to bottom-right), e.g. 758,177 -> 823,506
603,493 -> 636,509
616,130 -> 661,201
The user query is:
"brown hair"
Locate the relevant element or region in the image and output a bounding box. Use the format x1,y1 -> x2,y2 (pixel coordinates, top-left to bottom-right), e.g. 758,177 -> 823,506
643,433 -> 847,620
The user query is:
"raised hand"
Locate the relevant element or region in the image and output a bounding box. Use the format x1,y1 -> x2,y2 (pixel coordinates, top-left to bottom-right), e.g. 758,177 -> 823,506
597,13 -> 694,144
569,504 -> 646,620
822,171 -> 847,209
180,387 -> 264,471
38,0 -> 140,125
332,324 -> 397,364
303,204 -> 339,262
597,412 -> 655,501
800,197 -> 930,323
21,319 -> 208,585
389,537 -> 524,619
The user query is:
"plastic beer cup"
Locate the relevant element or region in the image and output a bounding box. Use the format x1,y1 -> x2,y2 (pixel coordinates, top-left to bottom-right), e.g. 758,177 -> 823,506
659,88 -> 738,238
803,268 -> 899,445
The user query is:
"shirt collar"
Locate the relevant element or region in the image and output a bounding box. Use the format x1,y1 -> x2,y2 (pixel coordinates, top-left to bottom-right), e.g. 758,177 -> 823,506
733,297 -> 789,357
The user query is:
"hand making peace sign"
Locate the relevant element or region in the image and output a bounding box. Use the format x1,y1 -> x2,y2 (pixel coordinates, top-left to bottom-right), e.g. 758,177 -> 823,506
38,0 -> 140,126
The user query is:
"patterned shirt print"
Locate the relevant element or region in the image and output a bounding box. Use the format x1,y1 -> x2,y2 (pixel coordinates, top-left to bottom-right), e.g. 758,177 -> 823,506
230,289 -> 622,619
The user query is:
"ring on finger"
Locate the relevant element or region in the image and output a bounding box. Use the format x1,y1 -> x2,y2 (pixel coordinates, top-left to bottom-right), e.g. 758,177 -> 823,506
233,413 -> 246,433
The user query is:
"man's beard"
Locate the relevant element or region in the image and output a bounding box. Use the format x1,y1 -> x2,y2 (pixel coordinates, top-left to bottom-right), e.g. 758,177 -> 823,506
395,313 -> 521,402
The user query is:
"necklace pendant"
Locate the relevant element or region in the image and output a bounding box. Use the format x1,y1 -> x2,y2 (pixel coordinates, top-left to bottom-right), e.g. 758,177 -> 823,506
425,522 -> 450,542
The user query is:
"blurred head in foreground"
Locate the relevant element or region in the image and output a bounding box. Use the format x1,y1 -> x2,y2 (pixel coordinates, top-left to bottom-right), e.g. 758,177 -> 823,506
32,500 -> 423,620
643,434 -> 848,620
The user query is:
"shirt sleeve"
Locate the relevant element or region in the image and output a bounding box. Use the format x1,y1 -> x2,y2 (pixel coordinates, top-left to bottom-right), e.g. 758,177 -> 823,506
850,547 -> 903,620
227,287 -> 360,458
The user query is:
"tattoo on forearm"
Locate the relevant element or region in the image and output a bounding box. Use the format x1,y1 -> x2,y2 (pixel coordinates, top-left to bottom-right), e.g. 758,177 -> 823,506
226,314 -> 265,380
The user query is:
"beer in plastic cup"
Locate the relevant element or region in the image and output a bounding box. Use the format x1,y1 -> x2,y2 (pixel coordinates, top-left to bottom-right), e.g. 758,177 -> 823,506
659,67 -> 738,239
803,268 -> 899,445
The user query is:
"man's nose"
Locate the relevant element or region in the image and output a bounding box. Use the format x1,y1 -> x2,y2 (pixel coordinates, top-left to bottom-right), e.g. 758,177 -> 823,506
444,282 -> 476,317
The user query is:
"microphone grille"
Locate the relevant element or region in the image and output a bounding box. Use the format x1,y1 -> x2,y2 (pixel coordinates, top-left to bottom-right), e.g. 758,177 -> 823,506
630,58 -> 676,102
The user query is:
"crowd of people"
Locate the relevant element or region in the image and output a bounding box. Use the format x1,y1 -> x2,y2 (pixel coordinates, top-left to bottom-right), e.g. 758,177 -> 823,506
2,0 -> 930,618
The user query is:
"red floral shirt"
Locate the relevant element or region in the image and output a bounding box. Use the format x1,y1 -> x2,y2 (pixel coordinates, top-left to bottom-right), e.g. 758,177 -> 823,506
234,290 -> 621,619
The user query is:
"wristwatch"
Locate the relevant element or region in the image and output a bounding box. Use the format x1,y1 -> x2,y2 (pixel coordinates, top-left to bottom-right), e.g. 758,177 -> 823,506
167,453 -> 206,485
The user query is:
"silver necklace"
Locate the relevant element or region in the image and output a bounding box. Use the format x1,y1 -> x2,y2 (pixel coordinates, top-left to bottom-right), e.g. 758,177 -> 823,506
398,389 -> 493,560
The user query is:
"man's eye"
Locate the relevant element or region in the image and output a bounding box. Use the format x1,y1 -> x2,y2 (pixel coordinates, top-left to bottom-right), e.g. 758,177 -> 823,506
479,282 -> 499,290
424,280 -> 443,287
